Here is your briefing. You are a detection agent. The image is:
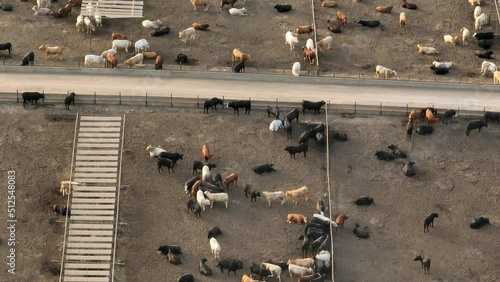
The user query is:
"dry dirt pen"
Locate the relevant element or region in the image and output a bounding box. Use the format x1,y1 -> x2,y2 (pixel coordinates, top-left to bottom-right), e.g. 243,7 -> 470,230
328,112 -> 500,282
0,0 -> 499,84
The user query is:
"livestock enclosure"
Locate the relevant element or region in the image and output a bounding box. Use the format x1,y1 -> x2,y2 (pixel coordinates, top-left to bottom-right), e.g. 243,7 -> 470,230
0,0 -> 499,84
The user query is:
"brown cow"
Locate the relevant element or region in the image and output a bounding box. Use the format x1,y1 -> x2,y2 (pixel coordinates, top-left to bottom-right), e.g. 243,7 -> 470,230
302,47 -> 316,65
202,144 -> 212,161
336,11 -> 347,27
287,213 -> 307,224
192,23 -> 210,31
376,5 -> 393,13
154,55 -> 163,70
111,32 -> 128,41
106,53 -> 117,69
222,173 -> 238,189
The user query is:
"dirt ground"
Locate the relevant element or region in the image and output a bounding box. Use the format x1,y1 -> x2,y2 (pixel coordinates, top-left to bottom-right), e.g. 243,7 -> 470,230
1,101 -> 499,282
330,114 -> 500,282
0,0 -> 497,82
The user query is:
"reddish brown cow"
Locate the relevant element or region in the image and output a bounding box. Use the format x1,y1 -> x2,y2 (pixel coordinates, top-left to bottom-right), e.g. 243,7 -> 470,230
106,53 -> 117,69
154,55 -> 163,70
336,11 -> 347,27
302,47 -> 316,65
202,144 -> 212,162
111,32 -> 128,41
223,173 -> 238,189
192,23 -> 210,31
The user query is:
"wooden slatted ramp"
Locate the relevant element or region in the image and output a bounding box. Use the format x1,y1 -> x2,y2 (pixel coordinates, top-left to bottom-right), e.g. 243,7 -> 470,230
60,115 -> 125,282
80,0 -> 144,18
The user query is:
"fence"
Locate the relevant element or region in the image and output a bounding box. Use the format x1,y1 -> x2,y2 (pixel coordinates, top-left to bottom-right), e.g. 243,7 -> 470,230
4,90 -> 491,118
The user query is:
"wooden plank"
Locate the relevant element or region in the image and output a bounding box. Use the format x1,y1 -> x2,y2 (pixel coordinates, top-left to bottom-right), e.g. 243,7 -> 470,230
63,277 -> 109,282
68,230 -> 114,236
78,138 -> 120,143
78,133 -> 120,138
80,122 -> 121,127
71,204 -> 115,210
66,249 -> 112,254
64,270 -> 110,276
75,167 -> 117,172
72,198 -> 115,204
68,237 -> 113,243
72,192 -> 116,198
73,172 -> 117,178
78,143 -> 120,148
75,156 -> 118,161
79,127 -> 121,132
73,178 -> 117,183
80,116 -> 121,121
65,255 -> 111,261
66,243 -> 112,249
76,150 -> 118,155
82,0 -> 144,4
70,216 -> 114,221
71,210 -> 115,215
75,161 -> 117,166
73,186 -> 117,192
69,224 -> 114,229
64,263 -> 110,269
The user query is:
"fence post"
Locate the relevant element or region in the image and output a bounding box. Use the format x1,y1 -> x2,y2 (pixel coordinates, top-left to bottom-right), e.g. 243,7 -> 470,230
222,96 -> 225,109
406,104 -> 408,116
16,90 -> 19,103
379,102 -> 382,115
458,107 -> 460,117
145,92 -> 148,107
119,92 -> 121,105
94,91 -> 96,104
170,93 -> 173,107
197,95 -> 199,108
276,98 -> 278,107
354,102 -> 357,114
3,56 -> 5,65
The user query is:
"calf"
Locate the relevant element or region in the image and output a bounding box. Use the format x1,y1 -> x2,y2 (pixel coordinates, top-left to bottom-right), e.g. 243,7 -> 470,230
403,160 -> 416,177
253,163 -> 276,174
244,184 -> 261,202
216,258 -> 243,275
284,143 -> 308,158
335,214 -> 349,232
64,92 -> 76,110
443,109 -> 456,124
159,152 -> 183,164
204,97 -> 224,113
470,217 -> 490,229
228,100 -> 251,114
157,158 -> 175,173
466,120 -> 487,136
353,196 -> 374,206
416,125 -> 434,135
424,212 -> 438,233
484,111 -> 500,126
302,100 -> 326,115
414,255 -> 431,274
21,51 -> 35,66
22,92 -> 45,107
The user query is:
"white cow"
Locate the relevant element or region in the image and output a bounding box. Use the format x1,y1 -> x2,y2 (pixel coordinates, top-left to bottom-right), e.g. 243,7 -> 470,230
475,13 -> 488,30
481,61 -> 497,76
292,62 -> 301,77
316,36 -> 333,52
229,7 -> 248,16
204,191 -> 229,208
84,16 -> 95,33
112,40 -> 133,52
100,48 -> 117,58
305,38 -> 315,52
76,15 -> 85,33
375,65 -> 398,79
84,55 -> 106,68
285,31 -> 298,50
209,238 -> 221,259
432,61 -> 453,69
32,6 -> 52,15
179,27 -> 196,43
197,190 -> 211,211
142,19 -> 161,29
134,39 -> 149,54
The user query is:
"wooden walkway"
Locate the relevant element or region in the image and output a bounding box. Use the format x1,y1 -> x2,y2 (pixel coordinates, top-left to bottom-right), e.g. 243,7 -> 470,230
60,115 -> 125,282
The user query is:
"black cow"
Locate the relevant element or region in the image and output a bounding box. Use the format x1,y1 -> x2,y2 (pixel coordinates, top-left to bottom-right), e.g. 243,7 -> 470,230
442,109 -> 456,124
283,118 -> 292,139
216,259 -> 243,275
311,274 -> 327,282
430,65 -> 449,75
420,107 -> 437,121
474,50 -> 494,59
53,204 -> 71,216
332,132 -> 348,141
473,31 -> 494,40
157,245 -> 182,255
353,196 -> 374,206
416,125 -> 434,135
250,262 -> 272,279
266,105 -> 280,119
357,20 -> 380,27
298,130 -> 314,144
284,143 -> 308,158
21,51 -> 35,66
310,123 -> 325,135
375,151 -> 395,161
299,235 -> 310,257
175,54 -> 188,65
253,163 -> 276,174
199,258 -> 213,276
244,184 -> 261,202
187,198 -> 201,217
274,4 -> 292,12
478,39 -> 493,50
0,42 -> 12,55
204,97 -> 223,114
310,235 -> 326,254
157,158 -> 175,173
167,250 -> 182,265
302,100 -> 326,115
406,119 -> 414,140
22,92 -> 45,107
207,225 -> 223,239
64,92 -> 76,110
176,273 -> 194,282
214,173 -> 223,186
228,100 -> 251,115
285,108 -> 300,123
150,26 -> 170,36
159,152 -> 183,164
470,217 -> 490,229
466,120 -> 487,136
233,60 -> 245,73
424,212 -> 439,233
184,176 -> 201,194
192,161 -> 216,174
403,160 -> 416,177
1,3 -> 12,11
484,111 -> 500,126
